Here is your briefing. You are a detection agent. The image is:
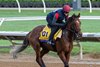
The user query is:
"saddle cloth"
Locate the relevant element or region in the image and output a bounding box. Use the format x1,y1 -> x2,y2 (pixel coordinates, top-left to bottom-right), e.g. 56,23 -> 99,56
39,25 -> 62,41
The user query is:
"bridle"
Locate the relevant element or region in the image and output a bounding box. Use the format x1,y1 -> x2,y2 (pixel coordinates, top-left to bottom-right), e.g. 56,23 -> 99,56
66,15 -> 81,40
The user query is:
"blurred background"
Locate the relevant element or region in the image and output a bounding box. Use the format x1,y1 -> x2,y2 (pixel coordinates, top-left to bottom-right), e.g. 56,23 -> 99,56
0,0 -> 99,62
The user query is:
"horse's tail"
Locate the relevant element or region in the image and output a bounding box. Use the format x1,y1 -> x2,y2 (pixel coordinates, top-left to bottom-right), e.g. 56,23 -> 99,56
10,34 -> 30,59
16,37 -> 29,53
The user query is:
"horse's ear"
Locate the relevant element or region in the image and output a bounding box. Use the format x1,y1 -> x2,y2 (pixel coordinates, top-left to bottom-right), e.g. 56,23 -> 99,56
72,13 -> 75,18
77,13 -> 80,18
72,13 -> 75,17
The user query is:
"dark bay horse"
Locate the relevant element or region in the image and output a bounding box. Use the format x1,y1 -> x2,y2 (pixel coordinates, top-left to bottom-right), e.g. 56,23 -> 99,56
11,13 -> 82,67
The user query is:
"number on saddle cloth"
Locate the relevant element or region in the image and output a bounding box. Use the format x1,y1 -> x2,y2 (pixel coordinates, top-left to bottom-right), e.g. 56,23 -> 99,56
39,25 -> 62,42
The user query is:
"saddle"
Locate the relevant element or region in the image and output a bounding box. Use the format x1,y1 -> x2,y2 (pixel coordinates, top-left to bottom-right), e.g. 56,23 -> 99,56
39,25 -> 62,42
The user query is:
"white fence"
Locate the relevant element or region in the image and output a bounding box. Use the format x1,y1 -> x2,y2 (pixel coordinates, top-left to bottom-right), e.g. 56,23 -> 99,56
0,16 -> 100,22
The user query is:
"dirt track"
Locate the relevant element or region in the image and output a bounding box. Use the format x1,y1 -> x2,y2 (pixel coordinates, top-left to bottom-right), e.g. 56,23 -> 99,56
0,53 -> 100,67
0,61 -> 100,67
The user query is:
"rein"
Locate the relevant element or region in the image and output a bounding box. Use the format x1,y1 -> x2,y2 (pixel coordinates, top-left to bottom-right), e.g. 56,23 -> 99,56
66,28 -> 78,40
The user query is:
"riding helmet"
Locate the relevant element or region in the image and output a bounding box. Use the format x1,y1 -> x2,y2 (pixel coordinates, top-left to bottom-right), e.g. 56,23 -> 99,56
63,5 -> 71,13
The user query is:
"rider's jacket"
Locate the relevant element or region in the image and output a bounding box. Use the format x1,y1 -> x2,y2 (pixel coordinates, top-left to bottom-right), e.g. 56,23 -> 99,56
46,9 -> 69,27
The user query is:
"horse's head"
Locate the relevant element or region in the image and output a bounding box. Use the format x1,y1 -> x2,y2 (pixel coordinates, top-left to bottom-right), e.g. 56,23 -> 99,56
67,13 -> 82,40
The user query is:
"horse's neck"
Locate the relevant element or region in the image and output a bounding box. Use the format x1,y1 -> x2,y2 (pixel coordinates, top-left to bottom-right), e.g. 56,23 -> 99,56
68,31 -> 74,41
63,30 -> 74,41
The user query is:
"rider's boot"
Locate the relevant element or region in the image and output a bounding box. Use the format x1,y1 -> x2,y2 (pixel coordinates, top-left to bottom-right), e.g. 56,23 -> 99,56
47,26 -> 59,45
47,33 -> 55,45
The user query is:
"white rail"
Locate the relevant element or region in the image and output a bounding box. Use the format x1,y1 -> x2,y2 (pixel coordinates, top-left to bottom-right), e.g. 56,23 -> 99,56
88,0 -> 92,13
0,16 -> 100,22
0,31 -> 100,37
16,0 -> 21,13
0,18 -> 5,26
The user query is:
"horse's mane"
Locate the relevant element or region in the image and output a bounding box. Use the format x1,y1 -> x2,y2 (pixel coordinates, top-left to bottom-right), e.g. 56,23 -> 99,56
67,13 -> 80,24
67,16 -> 73,23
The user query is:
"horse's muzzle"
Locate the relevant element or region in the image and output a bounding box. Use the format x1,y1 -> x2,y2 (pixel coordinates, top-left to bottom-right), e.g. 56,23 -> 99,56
76,32 -> 82,40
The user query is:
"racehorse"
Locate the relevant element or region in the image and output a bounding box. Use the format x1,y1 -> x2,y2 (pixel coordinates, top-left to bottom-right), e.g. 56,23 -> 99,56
11,13 -> 82,67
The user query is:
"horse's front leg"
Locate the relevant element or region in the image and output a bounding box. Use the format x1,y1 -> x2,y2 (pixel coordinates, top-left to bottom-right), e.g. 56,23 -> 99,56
64,43 -> 73,67
56,39 -> 69,67
62,49 -> 73,67
57,51 -> 69,67
65,52 -> 70,67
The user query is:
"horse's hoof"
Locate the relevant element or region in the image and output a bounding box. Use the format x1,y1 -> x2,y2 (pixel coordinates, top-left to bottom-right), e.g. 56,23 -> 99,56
9,48 -> 18,59
13,53 -> 17,59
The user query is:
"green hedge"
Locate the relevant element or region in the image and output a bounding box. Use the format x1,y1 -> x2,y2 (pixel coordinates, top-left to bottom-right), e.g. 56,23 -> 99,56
0,0 -> 100,7
0,0 -> 69,2
0,0 -> 99,3
81,0 -> 100,2
0,0 -> 99,2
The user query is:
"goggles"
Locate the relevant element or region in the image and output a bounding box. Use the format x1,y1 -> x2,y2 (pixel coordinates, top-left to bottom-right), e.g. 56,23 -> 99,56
64,12 -> 69,13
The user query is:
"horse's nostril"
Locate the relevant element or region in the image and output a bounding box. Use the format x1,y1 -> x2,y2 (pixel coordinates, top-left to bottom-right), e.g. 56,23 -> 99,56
78,32 -> 82,38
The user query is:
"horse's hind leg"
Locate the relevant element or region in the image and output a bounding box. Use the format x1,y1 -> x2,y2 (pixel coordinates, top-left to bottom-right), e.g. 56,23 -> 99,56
39,48 -> 49,66
40,48 -> 49,58
31,41 -> 46,67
